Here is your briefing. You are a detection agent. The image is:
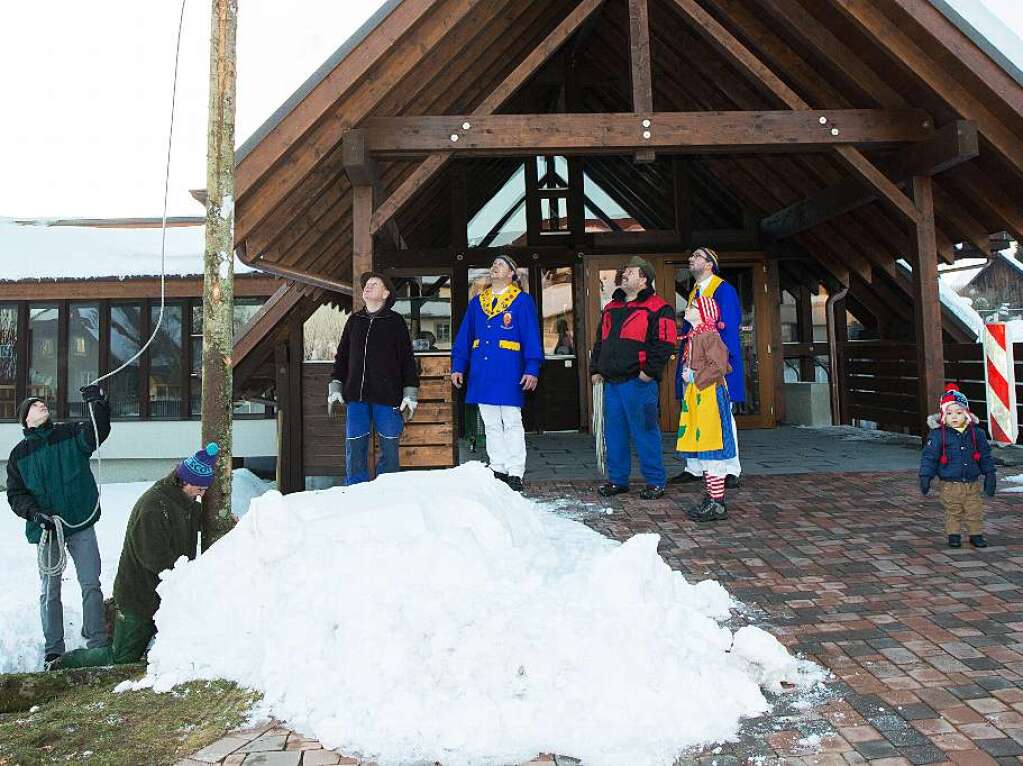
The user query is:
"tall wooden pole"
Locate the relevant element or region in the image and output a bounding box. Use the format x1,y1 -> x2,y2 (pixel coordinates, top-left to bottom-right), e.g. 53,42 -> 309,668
201,0 -> 238,549
911,175 -> 945,430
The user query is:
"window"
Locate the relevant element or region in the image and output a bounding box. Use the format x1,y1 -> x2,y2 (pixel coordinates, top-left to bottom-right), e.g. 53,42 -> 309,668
28,305 -> 58,411
191,298 -> 270,416
109,303 -> 142,417
0,305 -> 17,421
67,303 -> 99,419
149,303 -> 183,418
391,275 -> 453,352
780,290 -> 799,343
541,267 -> 575,356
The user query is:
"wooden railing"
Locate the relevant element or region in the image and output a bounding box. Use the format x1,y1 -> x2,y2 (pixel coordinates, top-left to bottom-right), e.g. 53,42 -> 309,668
841,340 -> 1023,441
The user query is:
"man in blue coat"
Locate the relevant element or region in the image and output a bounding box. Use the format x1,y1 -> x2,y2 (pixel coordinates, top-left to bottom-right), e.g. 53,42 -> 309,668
672,247 -> 745,484
451,254 -> 543,492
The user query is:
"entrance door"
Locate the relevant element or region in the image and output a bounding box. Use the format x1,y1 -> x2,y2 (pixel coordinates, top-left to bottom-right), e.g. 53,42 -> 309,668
584,254 -> 776,433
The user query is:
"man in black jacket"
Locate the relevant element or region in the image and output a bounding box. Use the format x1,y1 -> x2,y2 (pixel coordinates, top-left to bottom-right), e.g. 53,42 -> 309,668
7,386 -> 111,667
329,272 -> 419,485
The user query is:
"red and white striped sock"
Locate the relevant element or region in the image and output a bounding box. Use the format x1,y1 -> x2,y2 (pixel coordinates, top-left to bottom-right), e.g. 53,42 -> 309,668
704,473 -> 725,501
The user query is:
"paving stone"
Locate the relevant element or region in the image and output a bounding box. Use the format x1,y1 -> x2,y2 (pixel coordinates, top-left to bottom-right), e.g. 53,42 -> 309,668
300,752 -> 341,766
238,735 -> 289,754
240,753 -> 302,766
190,736 -> 249,763
899,745 -> 949,765
853,739 -> 900,759
976,740 -> 1023,758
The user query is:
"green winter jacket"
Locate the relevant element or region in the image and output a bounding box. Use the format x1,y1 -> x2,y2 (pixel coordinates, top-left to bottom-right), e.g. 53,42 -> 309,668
6,402 -> 111,544
113,473 -> 201,620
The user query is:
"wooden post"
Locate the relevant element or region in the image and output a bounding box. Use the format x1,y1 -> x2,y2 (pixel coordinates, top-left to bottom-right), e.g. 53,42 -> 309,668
627,0 -> 655,163
273,329 -> 304,495
911,175 -> 945,429
451,163 -> 468,248
673,157 -> 692,247
351,184 -> 374,312
200,0 -> 238,550
796,284 -> 816,381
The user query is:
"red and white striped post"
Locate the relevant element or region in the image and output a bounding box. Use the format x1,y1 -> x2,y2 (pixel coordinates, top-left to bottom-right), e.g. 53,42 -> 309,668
983,321 -> 1018,445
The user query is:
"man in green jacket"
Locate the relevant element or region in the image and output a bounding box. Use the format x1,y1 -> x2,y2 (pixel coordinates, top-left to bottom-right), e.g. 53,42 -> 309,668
6,386 -> 111,668
57,442 -> 218,670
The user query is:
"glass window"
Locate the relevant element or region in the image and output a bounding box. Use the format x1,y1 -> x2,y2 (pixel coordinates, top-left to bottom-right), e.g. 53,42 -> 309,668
392,276 -> 452,352
149,303 -> 183,418
780,290 -> 799,343
191,298 -> 270,416
233,298 -> 264,337
467,164 -> 526,247
109,303 -> 141,417
541,267 -> 575,356
67,303 -> 100,419
28,305 -> 58,411
0,305 -> 17,421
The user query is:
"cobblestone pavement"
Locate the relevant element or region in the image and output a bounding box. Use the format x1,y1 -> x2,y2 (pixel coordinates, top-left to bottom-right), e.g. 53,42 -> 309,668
187,470 -> 1023,766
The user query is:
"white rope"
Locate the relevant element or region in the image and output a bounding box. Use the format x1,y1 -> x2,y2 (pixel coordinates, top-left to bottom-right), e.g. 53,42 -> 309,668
38,0 -> 189,583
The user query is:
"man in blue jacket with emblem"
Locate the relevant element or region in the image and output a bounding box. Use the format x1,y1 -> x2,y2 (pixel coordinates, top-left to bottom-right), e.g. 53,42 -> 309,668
451,254 -> 543,492
672,247 -> 745,487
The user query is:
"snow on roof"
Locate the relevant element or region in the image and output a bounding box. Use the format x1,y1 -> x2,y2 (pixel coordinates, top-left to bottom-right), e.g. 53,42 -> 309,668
900,258 -> 985,339
0,217 -> 256,281
939,256 -> 988,290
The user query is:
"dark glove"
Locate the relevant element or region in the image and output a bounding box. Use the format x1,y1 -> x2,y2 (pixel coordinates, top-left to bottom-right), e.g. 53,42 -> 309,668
32,512 -> 56,532
80,384 -> 104,403
919,476 -> 931,496
984,473 -> 996,498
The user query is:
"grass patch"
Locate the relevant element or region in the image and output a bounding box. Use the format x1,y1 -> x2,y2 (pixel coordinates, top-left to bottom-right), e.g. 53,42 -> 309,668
0,670 -> 261,766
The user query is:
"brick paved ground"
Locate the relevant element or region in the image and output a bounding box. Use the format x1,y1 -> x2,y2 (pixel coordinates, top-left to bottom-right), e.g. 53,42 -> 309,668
187,470 -> 1023,766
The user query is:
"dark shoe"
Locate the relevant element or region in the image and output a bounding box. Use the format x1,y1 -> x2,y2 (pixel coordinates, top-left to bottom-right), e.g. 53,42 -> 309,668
44,653 -> 62,671
694,499 -> 728,523
687,496 -> 712,520
668,472 -> 701,485
948,534 -> 962,548
506,476 -> 524,493
639,485 -> 665,500
597,482 -> 629,497
969,534 -> 988,548
725,474 -> 741,490
491,470 -> 510,484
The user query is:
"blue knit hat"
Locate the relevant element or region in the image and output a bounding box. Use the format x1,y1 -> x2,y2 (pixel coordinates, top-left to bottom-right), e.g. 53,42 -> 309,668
176,442 -> 219,487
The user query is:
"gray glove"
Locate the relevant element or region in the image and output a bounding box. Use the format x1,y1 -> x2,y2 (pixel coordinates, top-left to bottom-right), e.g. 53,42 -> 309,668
327,380 -> 344,420
399,386 -> 419,424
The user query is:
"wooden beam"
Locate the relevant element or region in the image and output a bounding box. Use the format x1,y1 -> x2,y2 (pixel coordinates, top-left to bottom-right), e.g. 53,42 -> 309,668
666,0 -> 922,224
369,0 -> 608,236
761,120 -> 978,241
342,129 -> 403,253
831,0 -> 1023,181
910,176 -> 945,426
627,0 -> 655,162
673,157 -> 692,246
363,109 -> 933,156
352,184 -> 373,312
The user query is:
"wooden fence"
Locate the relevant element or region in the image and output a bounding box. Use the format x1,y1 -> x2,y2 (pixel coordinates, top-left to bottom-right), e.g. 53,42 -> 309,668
301,356 -> 456,480
841,341 -> 1023,440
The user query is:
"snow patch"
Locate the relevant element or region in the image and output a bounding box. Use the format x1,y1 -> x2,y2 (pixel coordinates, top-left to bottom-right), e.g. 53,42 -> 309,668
140,462 -> 824,766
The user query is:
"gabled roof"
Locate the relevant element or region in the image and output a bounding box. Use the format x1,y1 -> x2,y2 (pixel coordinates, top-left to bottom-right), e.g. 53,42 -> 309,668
231,0 -> 1023,296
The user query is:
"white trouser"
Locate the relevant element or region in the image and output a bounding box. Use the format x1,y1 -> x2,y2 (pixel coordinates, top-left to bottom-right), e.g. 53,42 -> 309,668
478,404 -> 527,478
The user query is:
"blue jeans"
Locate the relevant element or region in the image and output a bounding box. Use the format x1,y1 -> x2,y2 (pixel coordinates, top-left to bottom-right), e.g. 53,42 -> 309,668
604,378 -> 666,487
345,402 -> 404,485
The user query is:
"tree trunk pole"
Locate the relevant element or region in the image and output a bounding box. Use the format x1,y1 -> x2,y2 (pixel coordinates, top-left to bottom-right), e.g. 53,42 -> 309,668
201,0 -> 238,550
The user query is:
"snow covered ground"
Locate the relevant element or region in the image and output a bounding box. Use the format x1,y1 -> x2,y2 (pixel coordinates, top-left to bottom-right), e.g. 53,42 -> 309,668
0,469 -> 272,674
135,462 -> 824,766
1006,474 -> 1023,493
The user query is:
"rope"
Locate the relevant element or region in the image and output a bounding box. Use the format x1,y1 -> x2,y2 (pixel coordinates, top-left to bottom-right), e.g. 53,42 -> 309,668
38,0 -> 189,584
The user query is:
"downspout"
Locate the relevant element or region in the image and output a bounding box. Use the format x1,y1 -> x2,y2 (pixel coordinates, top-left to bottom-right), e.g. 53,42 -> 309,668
826,286 -> 849,424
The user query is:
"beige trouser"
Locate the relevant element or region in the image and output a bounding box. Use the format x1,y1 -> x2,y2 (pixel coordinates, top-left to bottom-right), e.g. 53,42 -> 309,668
939,480 -> 985,536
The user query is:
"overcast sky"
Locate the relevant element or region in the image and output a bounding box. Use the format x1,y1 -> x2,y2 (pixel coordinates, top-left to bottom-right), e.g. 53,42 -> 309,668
1,0 -> 1021,220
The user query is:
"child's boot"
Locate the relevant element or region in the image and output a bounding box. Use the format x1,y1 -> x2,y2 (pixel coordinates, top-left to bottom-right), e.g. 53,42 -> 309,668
948,534 -> 962,548
969,534 -> 988,548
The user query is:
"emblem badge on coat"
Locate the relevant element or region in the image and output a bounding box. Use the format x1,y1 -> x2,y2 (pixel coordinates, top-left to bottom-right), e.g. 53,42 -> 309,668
502,312 -> 513,328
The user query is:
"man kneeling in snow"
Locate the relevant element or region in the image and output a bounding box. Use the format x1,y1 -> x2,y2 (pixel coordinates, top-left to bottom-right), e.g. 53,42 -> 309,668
55,443 -> 218,669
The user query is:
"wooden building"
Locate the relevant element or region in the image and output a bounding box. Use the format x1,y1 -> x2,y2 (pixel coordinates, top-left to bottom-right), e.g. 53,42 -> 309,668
0,217 -> 280,481
229,0 -> 1023,490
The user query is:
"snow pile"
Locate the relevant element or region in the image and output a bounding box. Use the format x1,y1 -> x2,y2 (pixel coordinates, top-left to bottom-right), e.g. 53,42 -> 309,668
144,462 -> 823,766
1006,474 -> 1023,494
0,469 -> 272,674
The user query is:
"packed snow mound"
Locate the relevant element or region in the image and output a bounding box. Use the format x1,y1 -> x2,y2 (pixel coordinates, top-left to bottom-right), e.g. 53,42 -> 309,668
144,463 -> 823,766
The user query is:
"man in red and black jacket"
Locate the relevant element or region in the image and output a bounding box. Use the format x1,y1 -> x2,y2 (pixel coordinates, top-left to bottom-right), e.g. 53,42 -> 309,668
589,256 -> 677,499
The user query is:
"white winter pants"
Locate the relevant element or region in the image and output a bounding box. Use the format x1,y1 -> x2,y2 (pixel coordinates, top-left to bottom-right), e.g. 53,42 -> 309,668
478,404 -> 527,478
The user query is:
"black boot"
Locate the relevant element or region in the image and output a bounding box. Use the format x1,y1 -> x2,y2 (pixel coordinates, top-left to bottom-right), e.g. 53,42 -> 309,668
639,484 -> 665,500
948,534 -> 962,548
506,476 -> 524,493
668,472 -> 701,485
44,653 -> 62,672
694,498 -> 728,523
491,470 -> 510,485
969,534 -> 988,548
597,482 -> 630,497
687,496 -> 712,520
725,474 -> 741,490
